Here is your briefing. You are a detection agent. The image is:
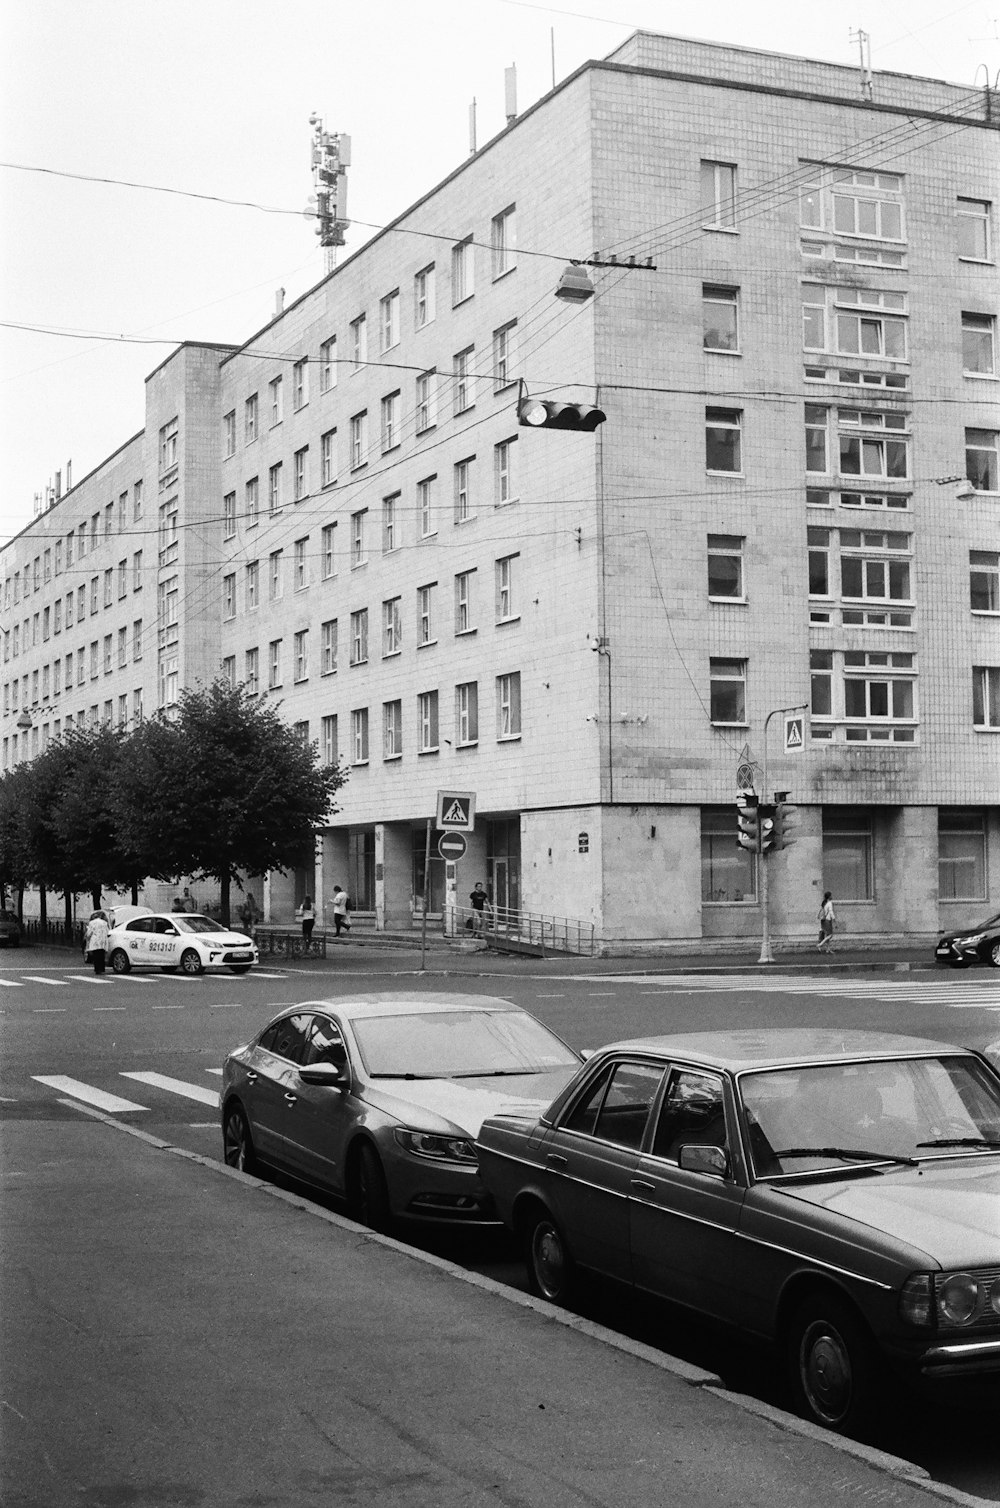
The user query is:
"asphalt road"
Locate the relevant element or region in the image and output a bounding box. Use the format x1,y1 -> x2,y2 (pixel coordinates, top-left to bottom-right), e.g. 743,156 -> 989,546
2,945 -> 999,1502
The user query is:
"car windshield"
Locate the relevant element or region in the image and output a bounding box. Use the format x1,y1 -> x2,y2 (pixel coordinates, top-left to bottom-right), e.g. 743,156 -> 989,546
173,915 -> 230,934
740,1054 -> 1000,1177
351,1010 -> 578,1079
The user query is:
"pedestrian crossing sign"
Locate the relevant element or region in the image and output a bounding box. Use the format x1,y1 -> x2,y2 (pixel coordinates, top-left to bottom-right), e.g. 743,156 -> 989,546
784,714 -> 805,753
436,789 -> 476,830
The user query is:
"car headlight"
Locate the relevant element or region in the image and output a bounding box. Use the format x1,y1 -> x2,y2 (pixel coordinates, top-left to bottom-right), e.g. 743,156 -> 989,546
955,933 -> 985,946
938,1272 -> 981,1325
899,1273 -> 933,1327
393,1128 -> 478,1164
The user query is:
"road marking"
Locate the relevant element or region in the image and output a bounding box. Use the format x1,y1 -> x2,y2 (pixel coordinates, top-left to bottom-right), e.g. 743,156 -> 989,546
563,973 -> 1000,1008
209,1002 -> 243,1008
536,993 -> 565,998
0,978 -> 23,988
66,974 -> 112,985
93,1006 -> 127,1012
205,1068 -> 224,1076
32,1075 -> 147,1113
188,1122 -> 217,1129
150,1004 -> 185,1010
120,1071 -> 219,1107
253,972 -> 287,980
32,1007 -> 66,1013
22,976 -> 66,985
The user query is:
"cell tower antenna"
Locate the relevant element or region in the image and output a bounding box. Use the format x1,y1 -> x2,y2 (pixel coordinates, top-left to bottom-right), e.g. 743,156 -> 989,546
305,112 -> 350,271
849,28 -> 873,100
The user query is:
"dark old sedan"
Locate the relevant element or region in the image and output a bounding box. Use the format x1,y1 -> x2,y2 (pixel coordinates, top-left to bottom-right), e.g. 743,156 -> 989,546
476,1029 -> 1000,1434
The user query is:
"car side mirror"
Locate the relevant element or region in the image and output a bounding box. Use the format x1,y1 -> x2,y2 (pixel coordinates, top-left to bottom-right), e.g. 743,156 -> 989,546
298,1061 -> 345,1087
678,1144 -> 728,1178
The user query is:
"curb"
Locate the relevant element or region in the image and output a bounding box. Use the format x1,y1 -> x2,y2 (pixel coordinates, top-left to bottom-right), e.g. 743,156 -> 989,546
55,1096 -> 992,1507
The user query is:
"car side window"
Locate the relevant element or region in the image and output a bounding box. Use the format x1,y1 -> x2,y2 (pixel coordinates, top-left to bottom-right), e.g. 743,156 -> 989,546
562,1061 -> 663,1150
301,1016 -> 347,1067
651,1070 -> 727,1163
258,1013 -> 313,1064
127,918 -> 154,933
154,918 -> 177,935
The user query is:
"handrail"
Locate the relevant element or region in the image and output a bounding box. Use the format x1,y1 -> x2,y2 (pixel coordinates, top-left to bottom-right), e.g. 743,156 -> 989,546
451,903 -> 596,957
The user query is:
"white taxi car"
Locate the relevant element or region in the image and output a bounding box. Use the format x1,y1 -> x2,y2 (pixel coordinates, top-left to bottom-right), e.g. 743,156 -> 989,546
107,912 -> 258,976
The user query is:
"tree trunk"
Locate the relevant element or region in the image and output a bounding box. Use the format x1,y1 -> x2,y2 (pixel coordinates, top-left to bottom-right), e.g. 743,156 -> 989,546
220,872 -> 231,928
17,883 -> 24,923
91,886 -> 102,910
39,885 -> 47,941
131,878 -> 139,904
64,890 -> 73,932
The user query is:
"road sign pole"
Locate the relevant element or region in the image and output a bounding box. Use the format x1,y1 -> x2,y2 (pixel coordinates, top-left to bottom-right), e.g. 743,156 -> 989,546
758,701 -> 808,966
420,817 -> 431,971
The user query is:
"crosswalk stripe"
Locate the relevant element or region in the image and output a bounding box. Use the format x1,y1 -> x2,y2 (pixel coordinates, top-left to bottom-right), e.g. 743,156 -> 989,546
32,1075 -> 147,1113
0,978 -> 23,988
577,973 -> 1000,1007
22,976 -> 65,985
66,974 -> 113,985
120,1071 -> 219,1107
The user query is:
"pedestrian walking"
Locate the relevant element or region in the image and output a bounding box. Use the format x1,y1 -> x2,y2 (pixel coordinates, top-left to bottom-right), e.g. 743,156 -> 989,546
296,895 -> 316,951
84,910 -> 110,975
469,881 -> 490,933
331,885 -> 351,937
817,891 -> 836,951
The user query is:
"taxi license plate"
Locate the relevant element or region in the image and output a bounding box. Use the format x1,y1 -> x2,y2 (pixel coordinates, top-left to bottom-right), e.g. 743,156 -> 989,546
231,951 -> 252,961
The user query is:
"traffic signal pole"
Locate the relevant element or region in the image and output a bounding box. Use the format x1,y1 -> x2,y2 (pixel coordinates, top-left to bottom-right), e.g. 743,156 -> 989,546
757,702 -> 808,965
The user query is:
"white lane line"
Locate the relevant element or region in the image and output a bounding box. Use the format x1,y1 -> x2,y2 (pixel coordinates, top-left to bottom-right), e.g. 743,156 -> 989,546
252,972 -> 287,979
209,1003 -> 243,1008
93,1006 -> 127,1012
0,978 -> 23,988
32,1008 -> 67,1013
205,1068 -> 224,1076
22,976 -> 66,985
32,1075 -> 148,1113
66,974 -> 113,985
536,993 -> 565,998
188,1122 -> 218,1129
120,1071 -> 219,1107
150,1005 -> 185,1010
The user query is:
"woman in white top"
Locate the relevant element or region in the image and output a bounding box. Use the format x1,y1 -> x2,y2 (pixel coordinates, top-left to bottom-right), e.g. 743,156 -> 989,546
817,892 -> 836,951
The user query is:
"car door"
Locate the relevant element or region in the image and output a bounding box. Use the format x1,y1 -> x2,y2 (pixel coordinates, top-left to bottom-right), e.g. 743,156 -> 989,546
628,1066 -> 746,1322
244,1013 -> 314,1165
280,1014 -> 354,1191
148,916 -> 182,968
121,917 -> 155,967
544,1058 -> 665,1284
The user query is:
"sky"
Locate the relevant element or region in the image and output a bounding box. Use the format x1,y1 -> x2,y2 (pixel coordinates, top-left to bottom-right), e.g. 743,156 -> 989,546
1,0 -> 997,547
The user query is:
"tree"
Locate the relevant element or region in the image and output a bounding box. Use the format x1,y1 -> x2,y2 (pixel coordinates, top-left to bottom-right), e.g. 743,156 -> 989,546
123,681 -> 345,924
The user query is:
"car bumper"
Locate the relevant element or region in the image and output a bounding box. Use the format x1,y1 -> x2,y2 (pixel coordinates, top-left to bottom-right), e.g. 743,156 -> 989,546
387,1152 -> 499,1225
918,1336 -> 1000,1377
935,941 -> 977,965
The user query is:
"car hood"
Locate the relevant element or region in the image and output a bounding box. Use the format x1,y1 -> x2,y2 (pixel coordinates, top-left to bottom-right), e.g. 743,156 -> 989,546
183,930 -> 253,946
775,1157 -> 1000,1267
361,1066 -> 577,1138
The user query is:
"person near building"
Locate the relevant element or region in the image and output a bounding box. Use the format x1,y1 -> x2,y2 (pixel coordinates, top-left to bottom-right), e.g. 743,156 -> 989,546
470,882 -> 490,932
181,887 -> 198,913
331,885 -> 351,937
296,896 -> 316,951
817,892 -> 836,952
84,910 -> 110,975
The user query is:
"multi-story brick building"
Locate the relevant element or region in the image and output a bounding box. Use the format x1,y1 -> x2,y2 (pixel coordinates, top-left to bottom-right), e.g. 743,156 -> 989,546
3,33 -> 998,947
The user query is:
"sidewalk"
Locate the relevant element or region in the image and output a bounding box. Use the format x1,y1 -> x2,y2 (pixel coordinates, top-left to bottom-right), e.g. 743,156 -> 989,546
1,1115 -> 984,1508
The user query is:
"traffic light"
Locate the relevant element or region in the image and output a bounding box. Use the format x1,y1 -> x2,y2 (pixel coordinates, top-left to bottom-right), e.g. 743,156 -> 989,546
771,792 -> 798,850
758,803 -> 777,853
736,794 -> 759,850
517,396 -> 607,432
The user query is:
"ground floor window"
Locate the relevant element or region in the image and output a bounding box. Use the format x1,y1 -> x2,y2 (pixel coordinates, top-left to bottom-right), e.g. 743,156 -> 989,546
701,808 -> 756,903
823,808 -> 873,900
486,817 -> 520,918
348,829 -> 376,911
411,827 -> 445,914
938,809 -> 987,901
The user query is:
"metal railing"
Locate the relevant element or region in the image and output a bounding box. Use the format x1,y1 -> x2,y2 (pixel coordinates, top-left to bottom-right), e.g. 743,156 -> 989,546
452,904 -> 597,957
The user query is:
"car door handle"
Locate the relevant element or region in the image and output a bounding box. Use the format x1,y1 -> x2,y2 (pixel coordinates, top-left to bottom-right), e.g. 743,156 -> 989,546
246,1071 -> 258,1084
630,1178 -> 656,1194
283,1092 -> 298,1106
546,1152 -> 568,1168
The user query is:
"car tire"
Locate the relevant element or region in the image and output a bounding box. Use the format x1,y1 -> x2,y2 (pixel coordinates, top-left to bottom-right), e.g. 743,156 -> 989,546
229,965 -> 252,974
787,1294 -> 878,1433
524,1206 -> 577,1306
222,1101 -> 258,1175
350,1142 -> 393,1233
179,948 -> 204,976
110,949 -> 131,974
984,940 -> 1000,969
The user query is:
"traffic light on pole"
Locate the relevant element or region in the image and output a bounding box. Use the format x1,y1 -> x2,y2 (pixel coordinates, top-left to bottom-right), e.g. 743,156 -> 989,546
758,803 -> 777,854
736,794 -> 759,850
517,395 -> 607,432
771,791 -> 798,850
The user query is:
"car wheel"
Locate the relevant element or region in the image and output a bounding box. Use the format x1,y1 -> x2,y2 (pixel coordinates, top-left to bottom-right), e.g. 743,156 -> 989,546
229,965 -> 252,974
524,1207 -> 577,1306
110,949 -> 131,974
222,1101 -> 258,1175
179,948 -> 204,976
985,940 -> 1000,969
351,1143 -> 392,1233
787,1295 -> 878,1433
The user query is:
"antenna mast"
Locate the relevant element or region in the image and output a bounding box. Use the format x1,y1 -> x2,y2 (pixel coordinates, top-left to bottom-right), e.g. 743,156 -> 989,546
306,114 -> 350,273
849,28 -> 873,100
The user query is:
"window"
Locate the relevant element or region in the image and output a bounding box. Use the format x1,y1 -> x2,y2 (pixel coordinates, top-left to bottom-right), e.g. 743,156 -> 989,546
418,476 -> 436,538
823,809 -> 873,900
158,501 -> 178,565
494,439 -> 515,506
452,237 -> 474,303
844,650 -> 915,724
244,393 -> 258,444
294,537 -> 308,591
116,494 -> 127,535
159,418 -> 178,472
268,640 -> 282,690
321,714 -> 338,766
350,411 -> 368,470
320,337 -> 337,392
116,629 -> 128,668
245,649 -> 259,695
350,608 -> 368,665
700,161 -> 736,229
103,568 -> 113,608
350,314 -> 367,370
839,529 -> 911,606
808,407 -> 910,480
415,370 -> 437,433
351,708 -> 369,764
705,408 -> 742,472
222,657 -> 236,689
379,290 -> 400,352
223,574 -> 236,620
491,205 -> 516,277
245,476 -> 259,526
707,535 -> 744,598
224,410 -> 236,457
351,509 -> 367,568
966,429 -> 999,492
703,286 -> 739,352
831,287 -> 907,359
810,650 -> 919,739
246,560 -> 259,610
133,620 -> 143,660
418,690 -> 439,753
493,322 -> 516,390
382,597 -> 402,656
294,447 -> 309,501
223,491 -> 236,539
957,198 -> 991,262
456,681 -> 478,745
417,583 -> 436,646
380,391 -> 401,452
496,554 -> 518,621
133,480 -> 143,520
383,699 -> 403,759
319,428 -> 337,489
963,313 -> 996,376
269,549 -> 283,601
803,165 -> 904,242
971,551 -> 1000,613
268,376 -> 283,426
455,570 -> 475,634
805,404 -> 829,472
453,347 -> 474,414
451,458 -> 473,524
292,358 -> 308,409
321,619 -> 338,675
103,635 -> 113,673
710,658 -> 746,724
90,577 -> 99,614
496,671 -> 521,740
414,264 -> 435,328
293,630 -> 308,682
382,494 -> 400,553
321,523 -> 337,580
938,810 -> 986,901
973,666 -> 1000,729
268,462 -> 282,514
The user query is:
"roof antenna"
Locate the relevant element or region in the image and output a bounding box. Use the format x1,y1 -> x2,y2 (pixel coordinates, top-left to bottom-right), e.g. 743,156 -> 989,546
469,97 -> 477,155
849,28 -> 873,100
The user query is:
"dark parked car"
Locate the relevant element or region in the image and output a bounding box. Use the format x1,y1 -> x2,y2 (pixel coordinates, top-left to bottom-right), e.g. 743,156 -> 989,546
476,1029 -> 1000,1435
221,993 -> 582,1230
0,909 -> 21,947
935,911 -> 1000,968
